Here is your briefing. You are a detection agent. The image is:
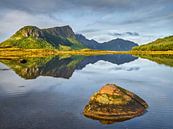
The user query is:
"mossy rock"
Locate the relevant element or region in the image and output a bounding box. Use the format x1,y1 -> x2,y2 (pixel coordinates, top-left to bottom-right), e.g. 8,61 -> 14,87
83,84 -> 148,124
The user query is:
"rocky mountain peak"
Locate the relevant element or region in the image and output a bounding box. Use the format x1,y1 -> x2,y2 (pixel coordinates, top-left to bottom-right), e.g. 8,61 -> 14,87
43,25 -> 75,38
16,26 -> 44,38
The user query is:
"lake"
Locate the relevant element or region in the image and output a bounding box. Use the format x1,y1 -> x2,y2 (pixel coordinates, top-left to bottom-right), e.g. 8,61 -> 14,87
0,54 -> 173,129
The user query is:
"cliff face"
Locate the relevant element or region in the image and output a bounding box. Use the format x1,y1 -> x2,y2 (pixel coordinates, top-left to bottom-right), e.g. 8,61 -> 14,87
43,25 -> 75,38
17,26 -> 44,38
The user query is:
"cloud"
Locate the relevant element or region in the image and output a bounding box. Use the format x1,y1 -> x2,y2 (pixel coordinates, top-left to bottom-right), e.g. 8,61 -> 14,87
77,29 -> 100,33
108,66 -> 140,71
109,32 -> 140,37
0,10 -> 64,41
0,0 -> 173,44
126,32 -> 139,36
1,0 -> 172,14
0,0 -> 144,14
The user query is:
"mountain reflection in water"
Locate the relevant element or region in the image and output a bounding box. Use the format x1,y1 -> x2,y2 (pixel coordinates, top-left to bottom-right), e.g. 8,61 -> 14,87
0,55 -> 137,79
0,54 -> 173,129
138,54 -> 173,67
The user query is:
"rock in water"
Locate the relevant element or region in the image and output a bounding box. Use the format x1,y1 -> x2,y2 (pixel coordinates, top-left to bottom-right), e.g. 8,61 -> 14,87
19,59 -> 27,64
83,84 -> 148,124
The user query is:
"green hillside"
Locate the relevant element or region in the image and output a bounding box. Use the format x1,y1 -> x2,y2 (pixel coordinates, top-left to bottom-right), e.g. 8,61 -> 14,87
132,36 -> 173,51
0,26 -> 86,50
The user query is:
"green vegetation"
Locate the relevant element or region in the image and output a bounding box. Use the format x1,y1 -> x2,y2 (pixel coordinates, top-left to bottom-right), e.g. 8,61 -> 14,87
0,55 -> 85,79
0,56 -> 54,79
1,25 -> 173,56
67,37 -> 86,49
137,54 -> 173,67
133,36 -> 173,51
0,36 -> 55,49
0,26 -> 86,50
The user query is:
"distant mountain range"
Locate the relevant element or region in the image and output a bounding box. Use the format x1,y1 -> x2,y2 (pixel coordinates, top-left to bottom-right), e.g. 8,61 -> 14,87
76,34 -> 138,51
133,35 -> 173,51
0,25 -> 139,51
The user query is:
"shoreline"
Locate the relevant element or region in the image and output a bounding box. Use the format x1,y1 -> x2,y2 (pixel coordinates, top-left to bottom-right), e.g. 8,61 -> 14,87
0,48 -> 173,58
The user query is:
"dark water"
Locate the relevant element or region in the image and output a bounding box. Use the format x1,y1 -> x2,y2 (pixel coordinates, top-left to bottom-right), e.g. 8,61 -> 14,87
0,54 -> 173,129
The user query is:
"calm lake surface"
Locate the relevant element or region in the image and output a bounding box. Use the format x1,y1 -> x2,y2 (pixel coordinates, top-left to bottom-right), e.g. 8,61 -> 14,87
0,54 -> 173,129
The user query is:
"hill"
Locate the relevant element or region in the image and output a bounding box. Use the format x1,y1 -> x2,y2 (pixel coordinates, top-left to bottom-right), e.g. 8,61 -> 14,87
0,26 -> 86,50
76,34 -> 138,51
132,36 -> 173,51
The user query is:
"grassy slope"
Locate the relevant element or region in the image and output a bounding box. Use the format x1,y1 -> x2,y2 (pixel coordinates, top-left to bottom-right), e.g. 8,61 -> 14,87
0,26 -> 86,50
0,36 -> 55,49
132,36 -> 173,51
0,36 -> 86,50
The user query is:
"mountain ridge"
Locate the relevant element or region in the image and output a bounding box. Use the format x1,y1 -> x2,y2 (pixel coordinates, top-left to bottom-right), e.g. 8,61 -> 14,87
0,25 -> 139,51
76,34 -> 138,51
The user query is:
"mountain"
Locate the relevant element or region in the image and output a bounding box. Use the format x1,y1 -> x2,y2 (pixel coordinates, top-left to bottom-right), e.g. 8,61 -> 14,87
132,36 -> 173,51
75,34 -> 100,49
76,34 -> 138,51
0,26 -> 86,50
0,25 -> 139,51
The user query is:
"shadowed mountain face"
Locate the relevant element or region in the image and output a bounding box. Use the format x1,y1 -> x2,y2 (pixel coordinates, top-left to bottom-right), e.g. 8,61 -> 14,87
0,55 -> 138,80
76,34 -> 138,51
43,26 -> 75,38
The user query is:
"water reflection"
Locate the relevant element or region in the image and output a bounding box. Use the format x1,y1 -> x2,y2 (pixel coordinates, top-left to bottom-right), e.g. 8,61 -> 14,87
76,54 -> 138,69
138,54 -> 173,67
0,54 -> 173,129
0,54 -> 137,80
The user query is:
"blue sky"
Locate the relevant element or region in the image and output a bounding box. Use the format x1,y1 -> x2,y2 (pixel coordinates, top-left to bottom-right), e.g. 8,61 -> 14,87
0,0 -> 173,44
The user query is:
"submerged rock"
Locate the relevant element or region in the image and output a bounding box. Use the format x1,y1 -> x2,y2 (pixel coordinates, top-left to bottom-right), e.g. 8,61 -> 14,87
83,84 -> 148,124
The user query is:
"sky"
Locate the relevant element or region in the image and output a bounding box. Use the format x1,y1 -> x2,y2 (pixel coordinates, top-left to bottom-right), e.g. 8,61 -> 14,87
0,0 -> 173,44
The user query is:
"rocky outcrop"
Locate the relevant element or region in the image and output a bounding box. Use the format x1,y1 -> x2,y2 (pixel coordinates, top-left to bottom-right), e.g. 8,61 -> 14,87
83,84 -> 148,124
18,26 -> 44,38
18,25 -> 75,39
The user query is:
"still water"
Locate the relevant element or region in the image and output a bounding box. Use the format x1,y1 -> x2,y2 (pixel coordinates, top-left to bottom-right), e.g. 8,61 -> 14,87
0,54 -> 173,129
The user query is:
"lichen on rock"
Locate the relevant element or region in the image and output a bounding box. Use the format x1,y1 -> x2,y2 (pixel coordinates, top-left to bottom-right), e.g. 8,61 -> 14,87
83,84 -> 148,124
